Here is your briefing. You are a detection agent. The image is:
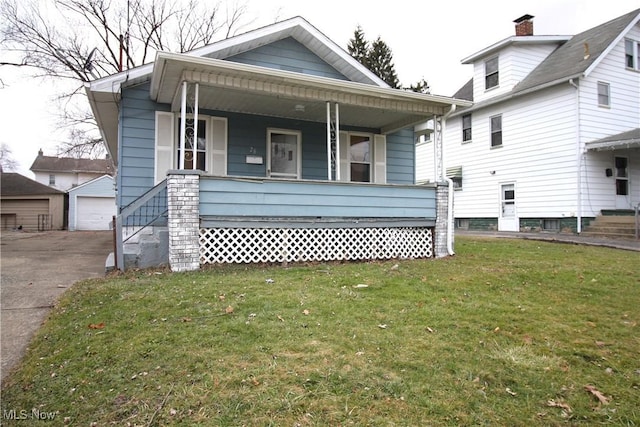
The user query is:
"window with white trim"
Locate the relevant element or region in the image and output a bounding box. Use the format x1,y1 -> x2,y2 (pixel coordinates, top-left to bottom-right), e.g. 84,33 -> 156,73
49,174 -> 55,185
490,115 -> 502,148
462,114 -> 472,142
177,118 -> 207,171
349,134 -> 371,182
625,39 -> 639,70
597,82 -> 610,107
485,57 -> 499,90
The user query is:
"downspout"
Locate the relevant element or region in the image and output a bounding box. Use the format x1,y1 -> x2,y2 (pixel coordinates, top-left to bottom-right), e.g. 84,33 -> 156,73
441,104 -> 457,256
569,78 -> 582,233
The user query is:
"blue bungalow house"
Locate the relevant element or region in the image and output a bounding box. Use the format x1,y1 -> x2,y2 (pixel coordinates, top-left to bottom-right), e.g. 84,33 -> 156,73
86,16 -> 471,271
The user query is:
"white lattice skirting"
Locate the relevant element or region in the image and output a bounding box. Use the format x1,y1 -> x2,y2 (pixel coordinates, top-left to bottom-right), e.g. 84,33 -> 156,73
199,227 -> 433,264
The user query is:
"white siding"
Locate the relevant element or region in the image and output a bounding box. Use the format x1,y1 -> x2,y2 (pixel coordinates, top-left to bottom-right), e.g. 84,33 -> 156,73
443,85 -> 578,219
580,25 -> 640,142
472,43 -> 564,103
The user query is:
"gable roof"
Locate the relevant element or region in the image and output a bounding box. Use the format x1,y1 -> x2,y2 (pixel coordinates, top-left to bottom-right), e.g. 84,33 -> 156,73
88,16 -> 470,162
513,8 -> 640,94
67,174 -> 115,194
1,173 -> 65,196
450,8 -> 640,115
187,16 -> 387,87
30,154 -> 114,175
86,16 -> 392,162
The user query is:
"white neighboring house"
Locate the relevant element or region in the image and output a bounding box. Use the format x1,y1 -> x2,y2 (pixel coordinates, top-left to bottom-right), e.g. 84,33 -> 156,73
67,175 -> 116,231
30,149 -> 116,230
30,149 -> 114,191
418,9 -> 640,233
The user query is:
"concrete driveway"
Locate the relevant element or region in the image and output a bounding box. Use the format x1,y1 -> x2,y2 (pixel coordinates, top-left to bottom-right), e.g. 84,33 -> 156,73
1,230 -> 113,385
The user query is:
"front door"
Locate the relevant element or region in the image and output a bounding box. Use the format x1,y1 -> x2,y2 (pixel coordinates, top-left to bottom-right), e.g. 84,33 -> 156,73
614,156 -> 630,209
268,129 -> 301,179
498,183 -> 519,231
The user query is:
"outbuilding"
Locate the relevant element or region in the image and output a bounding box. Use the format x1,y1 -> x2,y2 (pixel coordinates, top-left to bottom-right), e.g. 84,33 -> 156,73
68,175 -> 116,231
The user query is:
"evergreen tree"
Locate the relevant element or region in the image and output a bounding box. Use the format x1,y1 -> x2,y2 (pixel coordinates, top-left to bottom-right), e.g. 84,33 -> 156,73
347,26 -> 369,69
407,78 -> 430,94
347,28 -> 401,89
368,37 -> 400,89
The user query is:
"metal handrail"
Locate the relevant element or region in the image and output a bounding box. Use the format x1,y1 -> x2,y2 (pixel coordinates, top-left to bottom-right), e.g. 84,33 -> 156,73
115,180 -> 168,270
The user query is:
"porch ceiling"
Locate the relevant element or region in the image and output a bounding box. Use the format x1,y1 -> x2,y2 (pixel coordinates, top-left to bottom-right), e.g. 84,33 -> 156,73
150,52 -> 471,134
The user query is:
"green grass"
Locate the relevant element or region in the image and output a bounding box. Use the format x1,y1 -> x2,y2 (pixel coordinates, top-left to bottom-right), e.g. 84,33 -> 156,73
2,237 -> 639,426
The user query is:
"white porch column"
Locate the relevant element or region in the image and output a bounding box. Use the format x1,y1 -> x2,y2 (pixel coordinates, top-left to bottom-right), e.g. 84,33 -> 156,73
192,83 -> 199,170
335,103 -> 341,181
179,81 -> 187,169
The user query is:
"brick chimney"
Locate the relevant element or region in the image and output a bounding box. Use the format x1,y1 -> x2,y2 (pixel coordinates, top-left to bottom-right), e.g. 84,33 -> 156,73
514,14 -> 534,36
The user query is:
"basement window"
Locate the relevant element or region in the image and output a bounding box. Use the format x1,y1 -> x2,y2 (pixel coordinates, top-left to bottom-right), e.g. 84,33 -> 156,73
543,219 -> 560,231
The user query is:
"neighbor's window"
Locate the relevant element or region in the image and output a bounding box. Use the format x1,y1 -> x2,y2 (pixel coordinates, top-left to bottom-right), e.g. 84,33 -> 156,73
177,118 -> 207,171
625,39 -> 639,69
49,174 -> 55,185
349,134 -> 371,182
490,115 -> 502,147
597,82 -> 610,107
485,57 -> 499,89
462,114 -> 472,142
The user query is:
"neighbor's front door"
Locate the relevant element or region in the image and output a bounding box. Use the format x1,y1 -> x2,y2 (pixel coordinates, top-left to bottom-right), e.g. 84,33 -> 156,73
498,183 -> 519,231
614,156 -> 631,209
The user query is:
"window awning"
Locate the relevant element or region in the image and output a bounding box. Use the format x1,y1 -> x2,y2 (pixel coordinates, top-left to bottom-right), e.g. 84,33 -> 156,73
446,166 -> 463,178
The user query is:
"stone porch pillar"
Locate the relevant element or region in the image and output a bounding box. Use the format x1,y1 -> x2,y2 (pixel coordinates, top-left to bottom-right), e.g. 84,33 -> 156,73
434,181 -> 454,258
167,170 -> 201,272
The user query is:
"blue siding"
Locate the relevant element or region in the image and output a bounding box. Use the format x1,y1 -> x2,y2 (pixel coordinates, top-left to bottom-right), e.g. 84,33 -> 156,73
118,82 -> 168,209
117,91 -> 416,210
225,37 -> 348,80
386,129 -> 415,184
200,177 -> 436,219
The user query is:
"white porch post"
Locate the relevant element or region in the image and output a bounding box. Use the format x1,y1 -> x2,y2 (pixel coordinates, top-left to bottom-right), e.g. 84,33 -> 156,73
326,102 -> 331,180
192,83 -> 199,170
335,103 -> 341,181
179,81 -> 187,169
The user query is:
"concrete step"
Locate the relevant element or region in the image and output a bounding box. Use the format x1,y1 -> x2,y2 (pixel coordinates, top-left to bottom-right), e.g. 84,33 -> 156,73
581,231 -> 637,240
593,215 -> 636,224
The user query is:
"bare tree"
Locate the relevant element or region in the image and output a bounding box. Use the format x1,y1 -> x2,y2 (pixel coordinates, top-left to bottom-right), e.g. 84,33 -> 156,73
0,0 -> 251,158
0,143 -> 19,171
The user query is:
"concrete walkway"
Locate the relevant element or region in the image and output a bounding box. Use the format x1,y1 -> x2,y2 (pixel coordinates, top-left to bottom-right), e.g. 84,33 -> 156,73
456,229 -> 640,252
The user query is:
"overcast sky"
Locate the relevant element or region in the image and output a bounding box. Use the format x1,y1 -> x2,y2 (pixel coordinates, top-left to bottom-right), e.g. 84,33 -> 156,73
1,0 -> 637,176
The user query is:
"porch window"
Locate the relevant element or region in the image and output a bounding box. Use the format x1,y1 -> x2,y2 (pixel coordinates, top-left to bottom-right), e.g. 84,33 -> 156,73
485,57 -> 499,90
462,114 -> 472,142
597,82 -> 610,107
177,118 -> 207,171
349,134 -> 371,182
490,115 -> 502,147
625,39 -> 639,70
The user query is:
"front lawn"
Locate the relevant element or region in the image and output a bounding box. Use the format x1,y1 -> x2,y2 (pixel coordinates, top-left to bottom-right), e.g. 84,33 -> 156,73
1,237 -> 638,426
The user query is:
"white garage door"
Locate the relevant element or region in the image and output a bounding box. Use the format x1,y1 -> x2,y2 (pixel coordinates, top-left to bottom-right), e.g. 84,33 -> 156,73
76,197 -> 116,230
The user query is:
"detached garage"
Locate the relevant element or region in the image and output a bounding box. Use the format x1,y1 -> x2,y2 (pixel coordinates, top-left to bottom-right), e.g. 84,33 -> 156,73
68,175 -> 116,231
0,173 -> 65,231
